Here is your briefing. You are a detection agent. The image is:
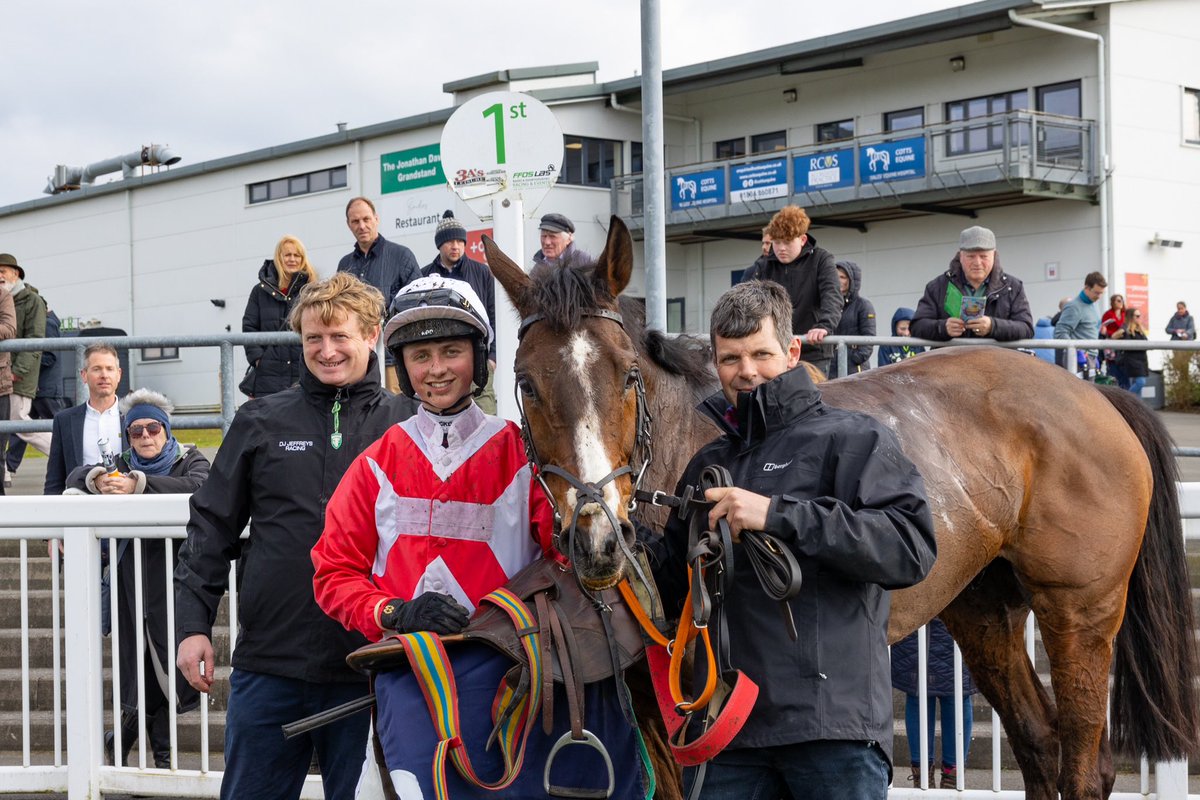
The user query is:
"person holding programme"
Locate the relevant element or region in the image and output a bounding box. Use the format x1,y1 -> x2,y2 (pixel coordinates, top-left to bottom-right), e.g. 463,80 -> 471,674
241,235 -> 317,397
741,205 -> 842,374
1165,301 -> 1195,341
64,389 -> 210,768
910,226 -> 1033,342
644,280 -> 936,799
175,273 -> 411,800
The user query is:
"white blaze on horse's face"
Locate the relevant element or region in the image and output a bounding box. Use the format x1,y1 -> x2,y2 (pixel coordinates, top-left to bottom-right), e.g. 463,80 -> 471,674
563,331 -> 624,538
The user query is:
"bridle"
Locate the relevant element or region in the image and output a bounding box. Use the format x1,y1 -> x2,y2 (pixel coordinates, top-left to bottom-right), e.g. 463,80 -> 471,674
514,308 -> 654,595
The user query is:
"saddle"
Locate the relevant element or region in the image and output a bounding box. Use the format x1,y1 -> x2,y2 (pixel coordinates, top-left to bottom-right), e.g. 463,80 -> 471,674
346,556 -> 646,800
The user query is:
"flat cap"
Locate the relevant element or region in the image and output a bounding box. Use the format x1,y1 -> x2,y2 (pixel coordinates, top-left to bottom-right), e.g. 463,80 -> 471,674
0,253 -> 24,279
958,226 -> 996,251
538,213 -> 575,234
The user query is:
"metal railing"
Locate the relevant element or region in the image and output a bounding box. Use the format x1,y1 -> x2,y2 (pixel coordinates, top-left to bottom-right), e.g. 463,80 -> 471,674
0,331 -> 296,436
0,492 -> 1195,798
612,110 -> 1097,223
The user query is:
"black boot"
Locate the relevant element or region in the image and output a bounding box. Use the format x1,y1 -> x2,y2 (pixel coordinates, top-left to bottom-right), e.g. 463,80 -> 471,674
104,709 -> 139,766
149,708 -> 171,769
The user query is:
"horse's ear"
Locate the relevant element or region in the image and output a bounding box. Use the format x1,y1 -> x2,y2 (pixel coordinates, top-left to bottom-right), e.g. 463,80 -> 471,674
482,235 -> 534,315
595,216 -> 633,298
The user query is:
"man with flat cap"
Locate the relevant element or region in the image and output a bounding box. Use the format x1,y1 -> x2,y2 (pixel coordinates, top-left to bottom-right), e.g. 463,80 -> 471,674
910,225 -> 1033,341
0,253 -> 52,482
409,209 -> 498,413
530,213 -> 585,279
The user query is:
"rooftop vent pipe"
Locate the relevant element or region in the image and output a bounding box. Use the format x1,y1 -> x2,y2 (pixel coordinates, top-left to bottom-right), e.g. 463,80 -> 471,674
44,144 -> 181,194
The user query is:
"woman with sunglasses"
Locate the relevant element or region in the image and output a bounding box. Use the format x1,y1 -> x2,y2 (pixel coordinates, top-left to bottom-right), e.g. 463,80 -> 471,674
1111,309 -> 1149,396
64,388 -> 210,768
1099,294 -> 1127,387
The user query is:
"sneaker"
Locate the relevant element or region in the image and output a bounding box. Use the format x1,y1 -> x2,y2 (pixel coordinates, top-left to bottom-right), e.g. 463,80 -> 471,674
940,766 -> 959,789
3,470 -> 12,488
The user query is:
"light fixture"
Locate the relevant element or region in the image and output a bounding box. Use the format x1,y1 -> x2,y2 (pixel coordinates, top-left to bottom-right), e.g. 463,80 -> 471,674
209,298 -> 226,308
949,55 -> 966,72
1149,233 -> 1184,248
782,88 -> 798,103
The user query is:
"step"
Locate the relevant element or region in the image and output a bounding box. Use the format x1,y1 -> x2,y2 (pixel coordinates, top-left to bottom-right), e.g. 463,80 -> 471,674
0,709 -> 229,754
0,668 -> 233,713
0,628 -> 234,671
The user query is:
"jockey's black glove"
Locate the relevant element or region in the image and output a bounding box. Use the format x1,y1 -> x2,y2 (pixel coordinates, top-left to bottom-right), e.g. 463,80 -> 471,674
379,593 -> 470,635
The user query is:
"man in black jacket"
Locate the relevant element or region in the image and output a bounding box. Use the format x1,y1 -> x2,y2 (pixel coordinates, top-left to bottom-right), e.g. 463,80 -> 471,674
742,206 -> 842,374
337,197 -> 421,393
910,225 -> 1033,341
650,280 -> 936,800
175,273 -> 414,800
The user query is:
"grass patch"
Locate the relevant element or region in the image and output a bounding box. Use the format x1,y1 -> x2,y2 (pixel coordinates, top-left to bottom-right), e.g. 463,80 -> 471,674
177,428 -> 224,449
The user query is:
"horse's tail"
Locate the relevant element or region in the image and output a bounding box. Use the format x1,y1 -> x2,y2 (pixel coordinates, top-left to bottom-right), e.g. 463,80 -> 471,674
1099,384 -> 1200,760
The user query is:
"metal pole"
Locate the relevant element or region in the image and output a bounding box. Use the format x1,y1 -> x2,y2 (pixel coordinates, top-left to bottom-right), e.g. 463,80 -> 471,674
220,342 -> 236,435
492,197 -> 525,422
641,0 -> 667,332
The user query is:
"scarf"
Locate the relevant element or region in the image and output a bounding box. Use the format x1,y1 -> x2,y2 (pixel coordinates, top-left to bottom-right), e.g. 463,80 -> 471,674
128,437 -> 181,476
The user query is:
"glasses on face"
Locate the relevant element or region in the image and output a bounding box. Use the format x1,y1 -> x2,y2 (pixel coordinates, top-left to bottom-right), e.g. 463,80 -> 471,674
127,422 -> 164,439
1133,313 -> 1142,319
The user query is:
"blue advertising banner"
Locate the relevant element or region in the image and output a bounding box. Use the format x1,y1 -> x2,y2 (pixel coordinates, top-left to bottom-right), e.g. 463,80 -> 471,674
860,137 -> 926,183
794,149 -> 854,192
671,169 -> 725,210
730,159 -> 787,203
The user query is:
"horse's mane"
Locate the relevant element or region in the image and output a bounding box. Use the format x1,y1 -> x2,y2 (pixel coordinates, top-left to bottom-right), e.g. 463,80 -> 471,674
523,258 -> 715,395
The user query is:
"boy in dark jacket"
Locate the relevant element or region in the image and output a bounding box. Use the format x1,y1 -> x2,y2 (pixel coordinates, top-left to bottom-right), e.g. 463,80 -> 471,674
648,280 -> 936,800
877,307 -> 925,368
826,260 -> 876,378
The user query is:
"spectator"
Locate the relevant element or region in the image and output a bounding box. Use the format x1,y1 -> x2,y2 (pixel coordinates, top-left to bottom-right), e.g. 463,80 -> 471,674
1165,301 -> 1195,341
910,226 -> 1033,342
1100,294 -> 1127,387
0,253 -> 52,483
413,210 -> 498,414
749,226 -> 772,273
0,285 -> 15,496
644,280 -> 936,800
6,307 -> 68,485
174,273 -> 414,800
891,618 -> 978,789
1032,315 -> 1057,366
530,213 -> 582,280
337,197 -> 422,394
1053,271 -> 1107,378
742,205 -> 842,374
878,307 -> 925,368
44,343 -> 123,497
241,235 -> 317,398
1112,308 -> 1150,396
827,260 -> 875,378
64,388 -> 210,768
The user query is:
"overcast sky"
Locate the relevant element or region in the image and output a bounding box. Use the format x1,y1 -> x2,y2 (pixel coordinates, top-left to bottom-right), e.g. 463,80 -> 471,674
0,0 -> 966,209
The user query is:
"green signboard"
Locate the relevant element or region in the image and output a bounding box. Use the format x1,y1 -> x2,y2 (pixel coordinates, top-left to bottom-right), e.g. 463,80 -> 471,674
380,144 -> 445,194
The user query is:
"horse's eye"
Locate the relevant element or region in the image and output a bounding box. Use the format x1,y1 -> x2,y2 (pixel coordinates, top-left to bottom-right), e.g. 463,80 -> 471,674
625,370 -> 640,390
517,377 -> 536,398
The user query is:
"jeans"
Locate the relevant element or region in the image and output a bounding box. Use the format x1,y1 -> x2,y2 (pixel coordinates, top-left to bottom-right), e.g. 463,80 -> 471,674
905,694 -> 973,768
221,669 -> 370,800
1127,376 -> 1146,396
688,740 -> 891,800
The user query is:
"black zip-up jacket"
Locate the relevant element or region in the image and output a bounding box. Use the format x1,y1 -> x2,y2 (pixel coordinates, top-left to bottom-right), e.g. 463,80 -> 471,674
741,234 -> 842,365
337,235 -> 421,365
174,354 -> 414,683
241,260 -> 309,397
419,254 -> 497,361
652,366 -> 936,753
910,254 -> 1033,341
827,261 -> 876,378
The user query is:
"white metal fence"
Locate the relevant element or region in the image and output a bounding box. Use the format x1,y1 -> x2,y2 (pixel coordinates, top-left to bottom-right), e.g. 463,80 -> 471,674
0,493 -> 1196,798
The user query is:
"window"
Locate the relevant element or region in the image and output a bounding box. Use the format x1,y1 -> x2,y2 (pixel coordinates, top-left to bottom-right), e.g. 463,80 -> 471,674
140,346 -> 179,362
1186,88 -> 1200,145
946,90 -> 1029,155
561,135 -> 619,188
884,107 -> 924,132
1036,80 -> 1083,162
751,130 -> 787,153
248,166 -> 347,204
666,298 -> 685,333
714,137 -> 746,160
816,119 -> 855,143
630,141 -> 644,173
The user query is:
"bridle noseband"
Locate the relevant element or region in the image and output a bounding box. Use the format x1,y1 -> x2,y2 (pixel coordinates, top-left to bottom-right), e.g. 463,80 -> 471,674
514,308 -> 654,597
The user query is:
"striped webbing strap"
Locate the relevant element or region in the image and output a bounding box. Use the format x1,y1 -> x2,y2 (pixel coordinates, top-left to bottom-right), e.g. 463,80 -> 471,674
398,587 -> 542,800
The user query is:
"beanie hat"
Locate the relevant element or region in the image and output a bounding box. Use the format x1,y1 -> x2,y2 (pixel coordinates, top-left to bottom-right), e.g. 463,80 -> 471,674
434,210 -> 467,249
119,388 -> 174,438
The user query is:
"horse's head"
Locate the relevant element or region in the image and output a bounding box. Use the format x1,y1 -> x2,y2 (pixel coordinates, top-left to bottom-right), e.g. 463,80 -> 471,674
485,218 -> 645,590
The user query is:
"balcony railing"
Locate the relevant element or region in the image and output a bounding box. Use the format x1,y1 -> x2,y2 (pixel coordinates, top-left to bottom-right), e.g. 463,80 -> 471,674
612,110 -> 1097,227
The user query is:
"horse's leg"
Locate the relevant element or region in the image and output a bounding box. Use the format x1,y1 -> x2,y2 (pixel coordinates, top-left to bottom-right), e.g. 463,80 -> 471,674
939,559 -> 1060,800
1098,722 -> 1116,797
1027,584 -> 1121,800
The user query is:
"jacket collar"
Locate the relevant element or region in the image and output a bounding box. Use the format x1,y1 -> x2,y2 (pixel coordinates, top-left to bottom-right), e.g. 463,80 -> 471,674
948,253 -> 1007,295
352,234 -> 389,260
298,351 -> 385,403
763,232 -> 819,269
699,365 -> 824,444
258,260 -> 309,300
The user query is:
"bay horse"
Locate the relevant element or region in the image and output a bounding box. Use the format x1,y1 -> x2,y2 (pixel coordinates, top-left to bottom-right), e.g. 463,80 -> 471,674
483,218 -> 1198,800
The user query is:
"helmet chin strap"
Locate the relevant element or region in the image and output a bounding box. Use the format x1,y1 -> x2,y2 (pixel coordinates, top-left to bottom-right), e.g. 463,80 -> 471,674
421,392 -> 474,416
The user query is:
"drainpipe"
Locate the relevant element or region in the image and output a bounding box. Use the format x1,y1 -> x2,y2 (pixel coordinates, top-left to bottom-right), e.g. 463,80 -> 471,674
1008,9 -> 1111,290
609,93 -> 701,162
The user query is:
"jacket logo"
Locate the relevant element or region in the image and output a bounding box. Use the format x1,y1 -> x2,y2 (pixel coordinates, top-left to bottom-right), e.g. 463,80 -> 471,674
278,440 -> 314,452
762,460 -> 792,472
